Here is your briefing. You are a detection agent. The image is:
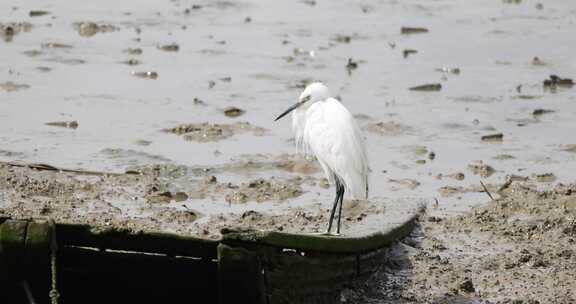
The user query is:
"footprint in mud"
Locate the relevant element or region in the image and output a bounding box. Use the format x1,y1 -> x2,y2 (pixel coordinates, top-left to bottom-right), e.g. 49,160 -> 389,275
225,178 -> 303,203
201,154 -> 321,175
364,121 -> 414,136
163,122 -> 267,142
73,22 -> 119,37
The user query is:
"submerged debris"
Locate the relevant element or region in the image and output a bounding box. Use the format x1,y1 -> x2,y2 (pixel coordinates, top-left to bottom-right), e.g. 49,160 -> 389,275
468,161 -> 495,178
223,107 -> 245,118
481,133 -> 503,142
532,108 -> 554,116
0,82 -> 30,92
435,67 -> 461,74
157,43 -> 180,52
533,173 -> 556,183
401,27 -> 429,34
130,71 -> 158,79
543,75 -> 574,89
121,58 -> 141,66
124,48 -> 143,55
22,49 -> 43,57
561,144 -> 576,153
45,121 -> 79,129
163,122 -> 266,142
74,22 -> 119,37
332,34 -> 352,43
346,58 -> 358,74
403,49 -> 417,58
41,42 -> 73,49
0,22 -> 33,42
532,56 -> 546,66
409,83 -> 442,91
29,10 -> 51,17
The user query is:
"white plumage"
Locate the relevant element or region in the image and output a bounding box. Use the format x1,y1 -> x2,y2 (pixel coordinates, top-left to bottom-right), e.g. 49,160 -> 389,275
275,82 -> 369,234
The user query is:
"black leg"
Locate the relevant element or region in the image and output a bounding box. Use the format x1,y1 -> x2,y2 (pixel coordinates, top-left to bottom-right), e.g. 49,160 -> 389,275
336,186 -> 345,234
325,182 -> 341,234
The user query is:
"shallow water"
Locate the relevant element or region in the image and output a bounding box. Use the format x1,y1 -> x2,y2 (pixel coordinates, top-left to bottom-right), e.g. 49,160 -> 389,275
1,0 -> 576,218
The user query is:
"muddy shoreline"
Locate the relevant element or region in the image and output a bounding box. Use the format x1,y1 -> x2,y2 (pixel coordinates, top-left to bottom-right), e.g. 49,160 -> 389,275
1,0 -> 576,302
0,159 -> 385,240
1,161 -> 574,303
345,182 -> 576,303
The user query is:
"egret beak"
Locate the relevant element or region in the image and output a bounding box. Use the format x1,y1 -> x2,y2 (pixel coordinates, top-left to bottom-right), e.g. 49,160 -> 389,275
274,101 -> 303,121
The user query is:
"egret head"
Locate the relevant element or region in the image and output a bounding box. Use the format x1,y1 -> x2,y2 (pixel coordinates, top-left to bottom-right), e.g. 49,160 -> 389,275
275,82 -> 330,121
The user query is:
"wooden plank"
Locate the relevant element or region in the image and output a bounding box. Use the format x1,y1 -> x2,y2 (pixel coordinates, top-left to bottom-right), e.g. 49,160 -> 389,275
57,223 -> 218,259
217,243 -> 266,304
222,209 -> 420,253
0,219 -> 28,275
60,246 -> 218,303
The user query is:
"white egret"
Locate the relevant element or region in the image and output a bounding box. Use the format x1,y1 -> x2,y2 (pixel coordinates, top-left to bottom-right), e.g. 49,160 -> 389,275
275,82 -> 369,235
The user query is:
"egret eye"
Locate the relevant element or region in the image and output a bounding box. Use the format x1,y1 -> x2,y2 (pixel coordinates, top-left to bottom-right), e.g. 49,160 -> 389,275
301,95 -> 311,103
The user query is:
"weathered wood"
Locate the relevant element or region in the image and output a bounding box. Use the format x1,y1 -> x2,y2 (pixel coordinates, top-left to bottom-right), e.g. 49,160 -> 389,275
222,211 -> 420,253
60,246 -> 218,303
57,223 -> 218,259
264,253 -> 356,304
23,221 -> 52,267
0,219 -> 28,276
0,160 -> 135,176
217,243 -> 266,304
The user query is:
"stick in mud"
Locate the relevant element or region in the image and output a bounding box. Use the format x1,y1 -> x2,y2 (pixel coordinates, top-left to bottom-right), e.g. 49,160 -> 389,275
480,181 -> 495,201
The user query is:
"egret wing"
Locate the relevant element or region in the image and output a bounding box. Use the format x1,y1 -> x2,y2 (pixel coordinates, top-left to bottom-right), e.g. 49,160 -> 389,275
304,98 -> 369,199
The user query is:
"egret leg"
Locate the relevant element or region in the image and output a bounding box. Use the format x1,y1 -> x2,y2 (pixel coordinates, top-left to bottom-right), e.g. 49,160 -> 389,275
336,187 -> 345,234
326,182 -> 344,235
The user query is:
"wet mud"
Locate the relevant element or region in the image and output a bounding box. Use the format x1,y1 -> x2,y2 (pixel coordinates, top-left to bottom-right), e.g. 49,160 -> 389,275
345,182 -> 576,304
1,0 -> 576,301
0,161 -> 378,239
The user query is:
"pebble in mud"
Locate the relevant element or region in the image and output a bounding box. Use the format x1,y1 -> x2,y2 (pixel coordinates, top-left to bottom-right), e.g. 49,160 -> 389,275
457,278 -> 475,293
